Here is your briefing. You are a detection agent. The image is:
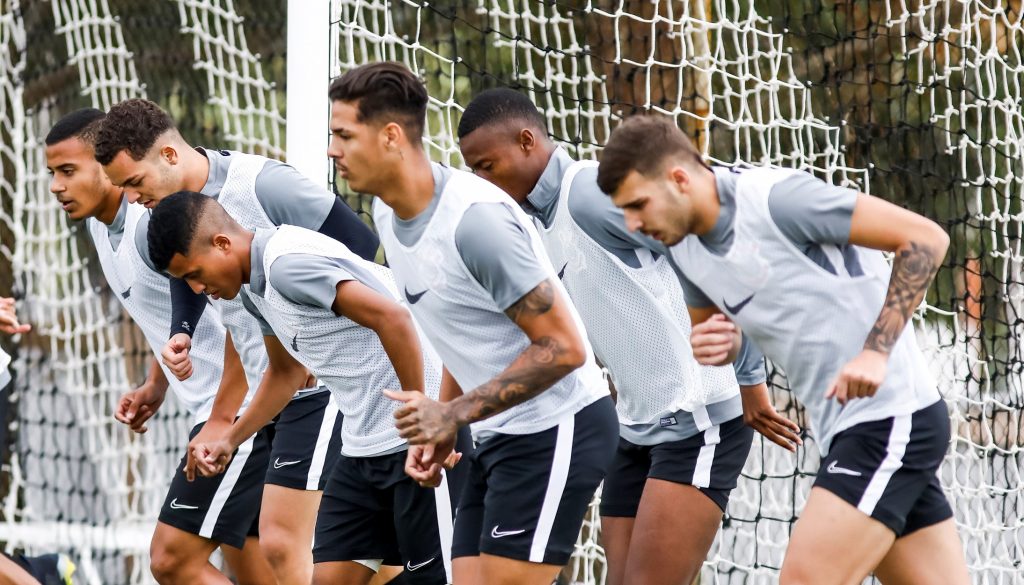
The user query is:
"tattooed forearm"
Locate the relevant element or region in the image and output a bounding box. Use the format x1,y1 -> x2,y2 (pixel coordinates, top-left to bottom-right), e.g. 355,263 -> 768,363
504,280 -> 554,322
448,336 -> 573,426
864,241 -> 940,354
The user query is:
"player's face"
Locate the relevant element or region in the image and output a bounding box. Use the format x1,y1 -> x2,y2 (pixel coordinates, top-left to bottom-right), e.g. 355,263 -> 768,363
459,125 -> 536,203
610,169 -> 692,246
328,99 -> 387,194
46,137 -> 117,221
102,147 -> 184,209
165,241 -> 243,301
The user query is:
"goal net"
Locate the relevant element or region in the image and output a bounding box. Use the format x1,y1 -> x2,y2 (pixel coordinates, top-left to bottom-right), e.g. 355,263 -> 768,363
0,1 -> 1020,584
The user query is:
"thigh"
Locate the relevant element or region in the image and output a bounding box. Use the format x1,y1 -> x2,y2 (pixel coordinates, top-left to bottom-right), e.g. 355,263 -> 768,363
625,479 -> 723,585
313,456 -> 398,564
266,391 -> 342,491
159,423 -> 270,549
479,398 -> 618,567
222,536 -> 275,585
874,518 -> 969,585
259,483 -> 322,544
476,553 -> 562,585
600,516 -> 634,585
312,561 -> 376,585
780,487 -> 895,585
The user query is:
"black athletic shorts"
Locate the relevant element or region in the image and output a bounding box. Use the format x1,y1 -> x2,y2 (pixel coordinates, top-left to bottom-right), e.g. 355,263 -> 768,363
814,399 -> 953,536
600,414 -> 754,516
158,421 -> 271,549
451,397 -> 618,566
264,390 -> 342,491
313,427 -> 472,583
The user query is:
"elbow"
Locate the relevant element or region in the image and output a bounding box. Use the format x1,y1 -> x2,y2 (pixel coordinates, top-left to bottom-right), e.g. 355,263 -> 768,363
929,221 -> 950,261
555,335 -> 588,373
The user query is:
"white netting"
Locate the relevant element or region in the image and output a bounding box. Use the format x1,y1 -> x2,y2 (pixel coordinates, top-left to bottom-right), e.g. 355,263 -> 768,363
329,1 -> 1023,584
174,0 -> 285,158
0,1 -> 284,583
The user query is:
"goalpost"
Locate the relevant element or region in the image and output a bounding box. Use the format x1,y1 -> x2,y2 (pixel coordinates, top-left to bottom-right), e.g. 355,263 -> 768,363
1,2 -> 1021,584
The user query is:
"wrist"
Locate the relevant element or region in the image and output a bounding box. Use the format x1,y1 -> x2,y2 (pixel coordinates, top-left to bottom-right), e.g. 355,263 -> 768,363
445,399 -> 470,428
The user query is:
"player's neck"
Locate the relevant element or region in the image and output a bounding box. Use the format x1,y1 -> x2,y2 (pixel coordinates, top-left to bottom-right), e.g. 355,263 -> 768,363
689,167 -> 720,237
180,147 -> 211,193
94,187 -> 126,226
239,230 -> 255,284
383,149 -> 436,221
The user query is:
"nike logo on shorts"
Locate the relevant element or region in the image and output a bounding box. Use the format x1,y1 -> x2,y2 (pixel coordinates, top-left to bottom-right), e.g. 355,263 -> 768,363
826,460 -> 863,476
169,498 -> 199,510
406,557 -> 435,571
491,525 -> 526,539
273,458 -> 302,469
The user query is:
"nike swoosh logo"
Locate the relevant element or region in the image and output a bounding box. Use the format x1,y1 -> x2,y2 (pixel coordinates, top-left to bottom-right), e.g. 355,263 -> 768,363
121,287 -> 131,299
406,557 -> 435,571
291,333 -> 299,352
723,293 -> 755,315
826,461 -> 862,477
557,262 -> 568,280
273,458 -> 302,469
169,498 -> 199,510
491,526 -> 526,539
405,286 -> 427,305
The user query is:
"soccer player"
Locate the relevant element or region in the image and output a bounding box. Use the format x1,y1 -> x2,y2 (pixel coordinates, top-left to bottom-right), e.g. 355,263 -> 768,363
46,109 -> 273,585
147,191 -> 463,585
327,61 -> 618,585
92,99 -> 370,585
456,88 -> 802,585
598,115 -> 969,585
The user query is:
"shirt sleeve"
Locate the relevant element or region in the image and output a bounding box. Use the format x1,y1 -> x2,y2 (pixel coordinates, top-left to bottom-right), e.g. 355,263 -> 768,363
732,334 -> 767,386
455,203 -> 549,311
566,166 -> 663,268
768,172 -> 859,247
239,291 -> 276,336
267,254 -> 356,311
254,161 -> 336,230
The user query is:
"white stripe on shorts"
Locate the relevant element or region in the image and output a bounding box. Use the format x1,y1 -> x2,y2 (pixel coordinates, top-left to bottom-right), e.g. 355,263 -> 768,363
435,470 -> 455,582
857,414 -> 912,516
306,403 -> 340,490
529,414 -> 575,563
200,434 -> 255,539
692,424 -> 722,488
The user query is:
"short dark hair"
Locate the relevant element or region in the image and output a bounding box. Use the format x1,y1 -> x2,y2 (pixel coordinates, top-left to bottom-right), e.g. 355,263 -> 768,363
328,61 -> 428,142
94,98 -> 176,165
457,88 -> 546,139
597,116 -> 707,195
148,191 -> 211,272
45,108 -> 106,146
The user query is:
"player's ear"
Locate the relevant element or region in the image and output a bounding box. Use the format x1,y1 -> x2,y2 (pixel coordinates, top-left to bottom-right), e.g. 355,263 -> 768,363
212,233 -> 232,252
519,128 -> 536,153
382,121 -> 403,151
668,165 -> 691,193
160,144 -> 178,166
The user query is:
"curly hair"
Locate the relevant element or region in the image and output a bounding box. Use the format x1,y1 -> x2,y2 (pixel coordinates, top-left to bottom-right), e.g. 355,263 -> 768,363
94,98 -> 176,165
328,61 -> 428,142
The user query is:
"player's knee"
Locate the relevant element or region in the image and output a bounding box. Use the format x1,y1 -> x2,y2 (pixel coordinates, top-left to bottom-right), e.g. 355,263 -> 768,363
778,562 -> 816,585
149,544 -> 189,584
257,527 -> 294,570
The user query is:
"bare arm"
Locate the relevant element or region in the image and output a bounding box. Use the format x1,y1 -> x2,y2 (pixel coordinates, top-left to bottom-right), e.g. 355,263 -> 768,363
225,335 -> 306,449
446,279 -> 586,427
205,331 -> 249,424
332,279 -> 424,392
827,194 -> 949,403
848,194 -> 949,353
439,366 -> 463,403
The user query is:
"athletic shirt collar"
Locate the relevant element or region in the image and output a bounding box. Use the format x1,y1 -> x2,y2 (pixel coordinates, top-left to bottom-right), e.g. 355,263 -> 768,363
248,228 -> 275,297
524,146 -> 573,228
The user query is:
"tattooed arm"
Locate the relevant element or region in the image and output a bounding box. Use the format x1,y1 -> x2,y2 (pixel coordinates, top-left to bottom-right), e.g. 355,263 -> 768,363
387,278 -> 587,445
825,193 -> 949,404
